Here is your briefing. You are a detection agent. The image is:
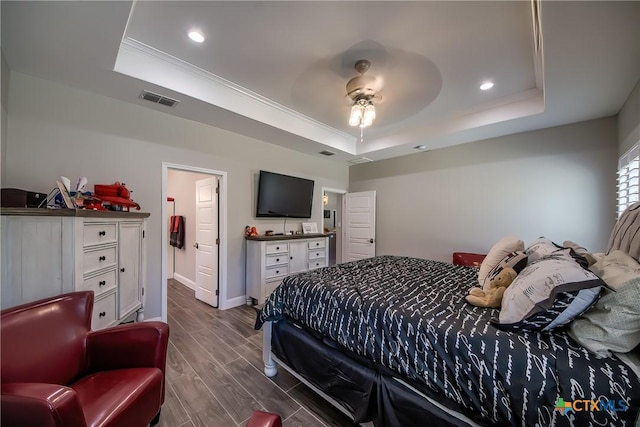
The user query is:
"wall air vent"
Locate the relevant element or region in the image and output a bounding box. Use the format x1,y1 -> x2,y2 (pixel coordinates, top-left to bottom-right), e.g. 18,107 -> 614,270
139,90 -> 180,108
348,157 -> 373,165
319,150 -> 335,156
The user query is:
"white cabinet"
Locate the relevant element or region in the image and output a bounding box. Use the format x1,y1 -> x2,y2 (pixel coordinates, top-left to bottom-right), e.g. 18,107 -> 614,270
1,209 -> 148,330
246,235 -> 329,304
117,222 -> 143,319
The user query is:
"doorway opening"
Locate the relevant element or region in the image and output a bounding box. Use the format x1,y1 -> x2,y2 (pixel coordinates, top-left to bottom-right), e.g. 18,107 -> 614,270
320,187 -> 346,265
161,163 -> 228,321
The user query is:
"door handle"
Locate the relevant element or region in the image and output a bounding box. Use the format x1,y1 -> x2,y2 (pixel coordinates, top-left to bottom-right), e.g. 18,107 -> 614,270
194,243 -> 199,249
369,238 -> 375,244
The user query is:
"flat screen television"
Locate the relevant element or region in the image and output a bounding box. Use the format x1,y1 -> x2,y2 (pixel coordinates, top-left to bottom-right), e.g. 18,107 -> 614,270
256,170 -> 314,218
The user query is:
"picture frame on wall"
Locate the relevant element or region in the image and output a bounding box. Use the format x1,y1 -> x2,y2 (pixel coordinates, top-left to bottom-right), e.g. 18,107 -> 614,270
302,222 -> 318,234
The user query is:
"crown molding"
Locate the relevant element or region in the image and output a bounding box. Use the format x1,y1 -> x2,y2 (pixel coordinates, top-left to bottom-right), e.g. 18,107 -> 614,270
114,37 -> 357,154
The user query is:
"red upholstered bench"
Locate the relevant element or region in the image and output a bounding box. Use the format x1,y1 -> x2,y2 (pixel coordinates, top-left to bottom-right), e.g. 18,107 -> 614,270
452,252 -> 486,267
246,410 -> 282,427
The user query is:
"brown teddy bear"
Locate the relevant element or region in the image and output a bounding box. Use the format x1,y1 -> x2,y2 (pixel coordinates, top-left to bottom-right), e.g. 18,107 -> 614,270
465,267 -> 517,308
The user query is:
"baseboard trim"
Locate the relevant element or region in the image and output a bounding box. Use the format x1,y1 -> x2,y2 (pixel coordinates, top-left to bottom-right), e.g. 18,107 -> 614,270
173,273 -> 195,290
144,316 -> 162,322
222,295 -> 247,310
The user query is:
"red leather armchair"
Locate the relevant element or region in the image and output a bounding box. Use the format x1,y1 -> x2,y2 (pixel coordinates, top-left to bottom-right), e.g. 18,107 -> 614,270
1,291 -> 169,427
247,411 -> 282,427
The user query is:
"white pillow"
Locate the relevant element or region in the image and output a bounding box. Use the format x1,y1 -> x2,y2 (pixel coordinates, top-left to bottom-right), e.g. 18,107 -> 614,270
478,235 -> 524,289
589,250 -> 640,290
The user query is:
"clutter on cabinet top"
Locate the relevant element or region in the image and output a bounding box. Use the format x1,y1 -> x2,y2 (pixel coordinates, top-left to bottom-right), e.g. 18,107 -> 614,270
48,177 -> 141,212
93,182 -> 141,211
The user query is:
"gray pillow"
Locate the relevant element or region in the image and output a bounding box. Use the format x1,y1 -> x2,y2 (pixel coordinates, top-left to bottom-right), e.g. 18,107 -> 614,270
498,255 -> 604,332
568,277 -> 640,358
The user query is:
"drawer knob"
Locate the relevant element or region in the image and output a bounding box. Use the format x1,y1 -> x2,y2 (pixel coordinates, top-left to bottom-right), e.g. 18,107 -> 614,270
99,311 -> 106,318
276,246 -> 280,250
99,280 -> 106,287
290,256 -> 293,260
276,258 -> 280,262
316,253 -> 320,256
120,268 -> 126,273
99,231 -> 106,236
99,256 -> 106,262
275,270 -> 279,274
316,243 -> 319,246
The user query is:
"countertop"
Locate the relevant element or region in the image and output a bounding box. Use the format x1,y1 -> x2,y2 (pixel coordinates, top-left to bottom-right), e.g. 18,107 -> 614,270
0,207 -> 150,218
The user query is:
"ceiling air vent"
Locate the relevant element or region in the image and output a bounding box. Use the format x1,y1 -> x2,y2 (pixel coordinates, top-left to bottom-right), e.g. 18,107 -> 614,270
319,150 -> 335,156
139,90 -> 180,108
348,157 -> 373,165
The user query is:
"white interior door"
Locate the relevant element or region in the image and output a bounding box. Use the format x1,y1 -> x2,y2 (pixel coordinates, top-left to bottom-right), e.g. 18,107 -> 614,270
344,191 -> 376,262
195,177 -> 219,307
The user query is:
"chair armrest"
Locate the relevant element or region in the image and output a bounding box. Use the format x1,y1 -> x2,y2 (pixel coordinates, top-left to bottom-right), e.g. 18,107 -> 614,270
86,321 -> 169,372
1,383 -> 86,427
246,410 -> 282,427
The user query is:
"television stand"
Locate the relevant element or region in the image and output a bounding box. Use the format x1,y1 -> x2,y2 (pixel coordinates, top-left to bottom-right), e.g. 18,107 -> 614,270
245,234 -> 329,304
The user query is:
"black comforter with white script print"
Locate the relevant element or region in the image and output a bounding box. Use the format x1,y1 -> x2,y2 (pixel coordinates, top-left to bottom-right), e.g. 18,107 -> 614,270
256,255 -> 640,426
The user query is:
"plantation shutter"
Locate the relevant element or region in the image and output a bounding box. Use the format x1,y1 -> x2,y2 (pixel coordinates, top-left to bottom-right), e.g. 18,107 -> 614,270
617,143 -> 639,218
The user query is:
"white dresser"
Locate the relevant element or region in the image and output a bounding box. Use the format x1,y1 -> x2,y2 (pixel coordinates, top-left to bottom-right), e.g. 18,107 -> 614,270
1,208 -> 149,330
246,234 -> 329,304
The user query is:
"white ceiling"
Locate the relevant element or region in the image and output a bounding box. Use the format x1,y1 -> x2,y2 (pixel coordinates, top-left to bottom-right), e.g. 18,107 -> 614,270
2,1 -> 639,163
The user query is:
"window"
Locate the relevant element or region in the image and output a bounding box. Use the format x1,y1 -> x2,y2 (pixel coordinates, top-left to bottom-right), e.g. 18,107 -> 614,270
617,143 -> 639,218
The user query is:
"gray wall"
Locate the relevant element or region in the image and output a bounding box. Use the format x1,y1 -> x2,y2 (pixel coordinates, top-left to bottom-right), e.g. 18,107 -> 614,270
349,117 -> 618,262
1,51 -> 9,184
4,72 -> 349,316
618,79 -> 640,155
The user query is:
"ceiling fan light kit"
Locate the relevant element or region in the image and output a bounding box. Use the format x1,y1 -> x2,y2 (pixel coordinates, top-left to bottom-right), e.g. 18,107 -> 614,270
346,59 -> 379,128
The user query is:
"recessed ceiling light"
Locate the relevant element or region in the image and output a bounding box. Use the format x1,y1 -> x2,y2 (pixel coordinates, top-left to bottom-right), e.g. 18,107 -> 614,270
414,145 -> 427,150
480,82 -> 494,91
188,30 -> 205,43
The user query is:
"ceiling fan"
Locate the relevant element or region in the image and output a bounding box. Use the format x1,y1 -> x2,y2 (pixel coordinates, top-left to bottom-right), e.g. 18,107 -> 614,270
345,59 -> 382,128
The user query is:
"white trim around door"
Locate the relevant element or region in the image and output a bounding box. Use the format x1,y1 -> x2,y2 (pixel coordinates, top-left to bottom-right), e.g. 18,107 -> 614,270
161,162 -> 229,322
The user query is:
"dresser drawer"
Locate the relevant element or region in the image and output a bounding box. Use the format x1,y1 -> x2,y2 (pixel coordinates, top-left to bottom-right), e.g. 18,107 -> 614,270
265,265 -> 289,280
309,259 -> 326,270
265,242 -> 288,255
308,239 -> 325,249
83,246 -> 117,275
83,223 -> 117,247
266,254 -> 288,267
308,249 -> 326,260
82,270 -> 117,297
92,292 -> 117,330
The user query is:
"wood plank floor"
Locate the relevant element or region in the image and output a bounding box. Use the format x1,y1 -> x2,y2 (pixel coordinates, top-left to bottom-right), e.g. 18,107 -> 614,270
160,279 -> 359,427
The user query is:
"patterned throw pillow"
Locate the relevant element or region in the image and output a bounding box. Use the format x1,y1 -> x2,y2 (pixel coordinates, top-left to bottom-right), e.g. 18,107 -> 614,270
525,237 -> 561,263
482,251 -> 528,291
526,237 -> 589,268
568,277 -> 640,358
496,255 -> 605,332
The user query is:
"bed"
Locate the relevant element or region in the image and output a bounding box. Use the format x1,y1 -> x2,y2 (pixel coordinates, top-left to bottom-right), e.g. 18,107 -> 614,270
255,203 -> 640,427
